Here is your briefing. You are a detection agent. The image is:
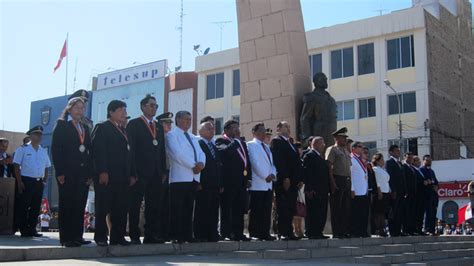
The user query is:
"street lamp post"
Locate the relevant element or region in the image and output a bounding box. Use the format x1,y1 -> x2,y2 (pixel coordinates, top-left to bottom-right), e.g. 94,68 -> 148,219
384,79 -> 403,151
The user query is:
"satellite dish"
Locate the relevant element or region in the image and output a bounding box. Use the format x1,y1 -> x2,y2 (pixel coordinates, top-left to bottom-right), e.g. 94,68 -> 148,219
193,45 -> 200,51
175,66 -> 182,72
204,47 -> 211,55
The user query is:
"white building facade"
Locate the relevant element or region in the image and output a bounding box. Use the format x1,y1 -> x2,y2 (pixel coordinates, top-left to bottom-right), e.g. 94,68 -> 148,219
196,1 -> 472,157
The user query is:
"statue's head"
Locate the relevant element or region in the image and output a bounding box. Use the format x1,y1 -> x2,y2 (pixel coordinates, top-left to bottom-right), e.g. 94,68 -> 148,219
313,72 -> 328,90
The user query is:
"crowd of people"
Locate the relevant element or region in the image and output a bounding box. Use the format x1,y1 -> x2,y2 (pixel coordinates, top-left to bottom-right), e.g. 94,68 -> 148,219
0,88 -> 445,248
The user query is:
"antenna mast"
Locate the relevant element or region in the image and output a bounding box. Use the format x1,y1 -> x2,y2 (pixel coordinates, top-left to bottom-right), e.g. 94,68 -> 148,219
213,21 -> 232,51
178,0 -> 184,70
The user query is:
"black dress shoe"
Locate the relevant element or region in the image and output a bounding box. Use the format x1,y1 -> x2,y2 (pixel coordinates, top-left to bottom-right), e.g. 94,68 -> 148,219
313,235 -> 329,239
172,239 -> 184,244
95,240 -> 108,247
232,235 -> 250,241
261,235 -> 276,241
77,239 -> 92,245
64,241 -> 81,247
130,239 -> 142,245
110,239 -> 131,246
30,232 -> 43,237
145,237 -> 165,244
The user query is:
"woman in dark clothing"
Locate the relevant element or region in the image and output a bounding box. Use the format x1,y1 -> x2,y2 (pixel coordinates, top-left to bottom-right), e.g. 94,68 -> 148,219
51,97 -> 93,247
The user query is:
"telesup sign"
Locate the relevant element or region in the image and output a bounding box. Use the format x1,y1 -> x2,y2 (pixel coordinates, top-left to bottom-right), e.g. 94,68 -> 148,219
437,181 -> 470,198
97,60 -> 167,90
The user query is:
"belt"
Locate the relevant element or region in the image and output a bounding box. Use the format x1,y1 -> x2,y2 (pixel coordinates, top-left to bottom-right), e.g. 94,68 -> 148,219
22,176 -> 44,181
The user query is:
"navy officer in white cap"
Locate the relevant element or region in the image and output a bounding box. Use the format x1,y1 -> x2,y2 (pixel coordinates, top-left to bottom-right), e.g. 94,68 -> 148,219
13,125 -> 51,237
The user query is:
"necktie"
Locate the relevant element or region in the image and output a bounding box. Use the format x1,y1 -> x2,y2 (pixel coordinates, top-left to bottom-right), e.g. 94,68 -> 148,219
184,132 -> 197,162
2,153 -> 7,177
261,143 -> 272,165
208,142 -> 216,159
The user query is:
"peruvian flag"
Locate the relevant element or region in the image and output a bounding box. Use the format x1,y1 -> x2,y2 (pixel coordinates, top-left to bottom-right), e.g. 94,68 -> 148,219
458,203 -> 472,225
53,39 -> 67,73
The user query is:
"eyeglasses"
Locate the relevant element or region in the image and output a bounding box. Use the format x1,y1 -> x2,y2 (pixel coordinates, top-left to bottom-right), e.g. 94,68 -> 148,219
146,103 -> 158,108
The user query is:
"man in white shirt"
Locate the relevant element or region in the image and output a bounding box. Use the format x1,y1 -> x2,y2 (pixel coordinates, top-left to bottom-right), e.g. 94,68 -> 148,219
350,141 -> 369,238
166,111 -> 205,243
13,125 -> 51,237
247,123 -> 277,241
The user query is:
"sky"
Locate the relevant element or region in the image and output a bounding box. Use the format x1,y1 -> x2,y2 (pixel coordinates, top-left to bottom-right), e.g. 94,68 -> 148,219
0,0 -> 412,132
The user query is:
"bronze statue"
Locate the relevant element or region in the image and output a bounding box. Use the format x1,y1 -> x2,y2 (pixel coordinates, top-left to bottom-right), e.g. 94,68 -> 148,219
299,72 -> 337,147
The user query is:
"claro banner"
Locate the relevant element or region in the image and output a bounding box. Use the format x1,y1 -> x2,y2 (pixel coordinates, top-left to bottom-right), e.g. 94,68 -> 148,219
437,181 -> 470,199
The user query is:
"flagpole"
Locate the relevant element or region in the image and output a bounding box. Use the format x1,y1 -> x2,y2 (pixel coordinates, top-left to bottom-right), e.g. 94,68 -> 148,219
65,33 -> 69,96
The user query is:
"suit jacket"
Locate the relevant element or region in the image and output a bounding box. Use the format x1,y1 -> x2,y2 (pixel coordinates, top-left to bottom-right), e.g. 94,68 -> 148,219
51,119 -> 93,178
420,166 -> 439,198
215,136 -> 251,189
126,116 -> 166,179
270,136 -> 302,188
91,120 -> 135,183
302,149 -> 330,196
386,157 -> 406,196
402,163 -> 417,196
247,138 -> 276,191
412,166 -> 425,195
0,153 -> 14,177
198,139 -> 222,189
166,127 -> 205,183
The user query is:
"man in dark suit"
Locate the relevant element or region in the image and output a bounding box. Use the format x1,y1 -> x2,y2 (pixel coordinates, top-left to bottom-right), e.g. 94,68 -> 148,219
0,138 -> 14,178
215,119 -> 251,241
92,100 -> 136,246
302,136 -> 330,239
420,155 -> 439,236
270,121 -> 302,240
401,152 -> 417,235
411,155 -> 428,235
126,95 -> 167,244
194,121 -> 222,242
385,144 -> 407,237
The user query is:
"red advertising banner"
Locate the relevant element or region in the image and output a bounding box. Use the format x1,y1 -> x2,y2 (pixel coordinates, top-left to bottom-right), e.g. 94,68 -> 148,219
437,181 -> 471,198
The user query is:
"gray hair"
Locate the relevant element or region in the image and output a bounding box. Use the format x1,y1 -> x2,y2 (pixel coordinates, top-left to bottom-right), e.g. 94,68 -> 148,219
311,136 -> 324,146
199,121 -> 214,131
175,110 -> 191,120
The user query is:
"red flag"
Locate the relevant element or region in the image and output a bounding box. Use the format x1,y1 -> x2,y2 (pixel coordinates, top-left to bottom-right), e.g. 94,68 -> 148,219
53,39 -> 67,73
458,203 -> 472,225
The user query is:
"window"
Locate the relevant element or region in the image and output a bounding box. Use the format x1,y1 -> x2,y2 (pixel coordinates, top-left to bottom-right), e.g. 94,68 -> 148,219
309,53 -> 322,78
359,98 -> 376,118
357,43 -> 375,75
215,117 -> 224,135
387,35 -> 415,70
388,92 -> 416,115
206,72 -> 224,100
337,100 -> 355,121
363,141 -> 377,158
231,115 -> 240,124
232,69 -> 240,96
331,47 -> 353,79
388,138 -> 418,155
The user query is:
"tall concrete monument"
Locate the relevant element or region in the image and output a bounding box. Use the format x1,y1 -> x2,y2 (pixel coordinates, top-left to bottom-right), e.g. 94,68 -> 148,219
236,0 -> 312,140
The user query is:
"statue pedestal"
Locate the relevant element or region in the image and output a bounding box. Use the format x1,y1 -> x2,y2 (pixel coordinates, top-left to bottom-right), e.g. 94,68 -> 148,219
236,0 -> 312,139
0,178 -> 16,235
